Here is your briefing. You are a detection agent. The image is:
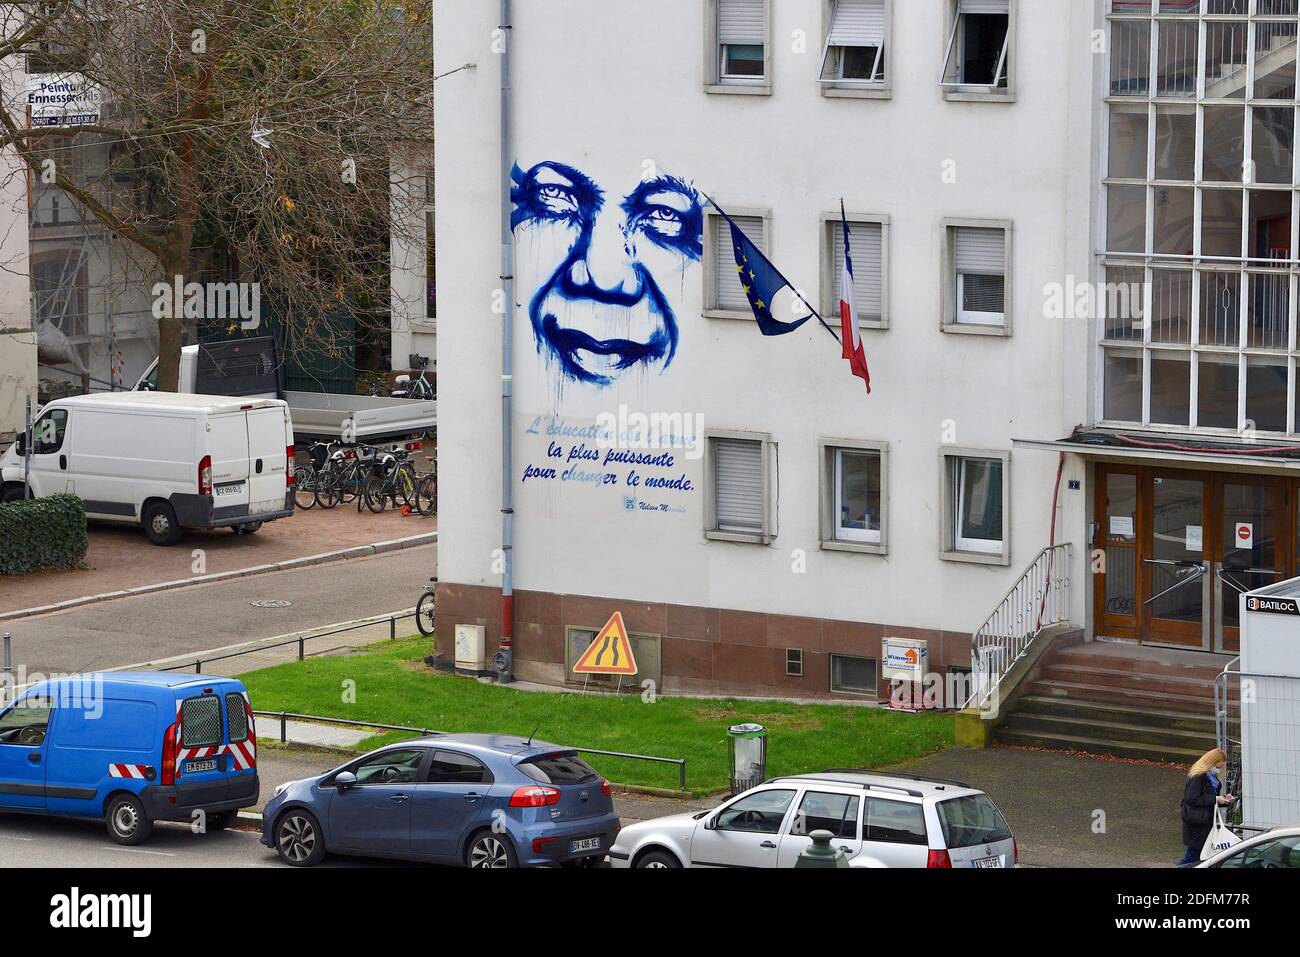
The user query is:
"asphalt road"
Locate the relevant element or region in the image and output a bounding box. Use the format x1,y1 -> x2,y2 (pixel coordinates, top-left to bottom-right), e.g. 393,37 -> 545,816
3,543 -> 437,676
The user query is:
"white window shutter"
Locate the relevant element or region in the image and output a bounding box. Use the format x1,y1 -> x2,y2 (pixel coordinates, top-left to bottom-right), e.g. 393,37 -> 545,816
719,0 -> 766,45
954,227 -> 1006,275
829,0 -> 886,47
833,221 -> 884,319
715,214 -> 765,310
959,0 -> 1009,14
715,439 -> 764,531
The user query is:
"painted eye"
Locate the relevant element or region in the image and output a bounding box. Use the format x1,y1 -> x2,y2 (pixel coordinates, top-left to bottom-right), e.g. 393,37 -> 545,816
537,185 -> 578,212
644,207 -> 683,234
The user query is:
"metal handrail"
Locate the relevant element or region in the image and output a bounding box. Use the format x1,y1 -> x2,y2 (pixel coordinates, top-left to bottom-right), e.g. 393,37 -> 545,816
252,709 -> 687,790
966,543 -> 1073,710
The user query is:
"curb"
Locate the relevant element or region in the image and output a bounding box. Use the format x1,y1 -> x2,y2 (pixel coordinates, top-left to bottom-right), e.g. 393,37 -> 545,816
0,531 -> 437,622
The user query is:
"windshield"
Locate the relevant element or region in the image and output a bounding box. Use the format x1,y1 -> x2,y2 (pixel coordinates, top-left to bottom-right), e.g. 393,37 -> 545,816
937,794 -> 1013,848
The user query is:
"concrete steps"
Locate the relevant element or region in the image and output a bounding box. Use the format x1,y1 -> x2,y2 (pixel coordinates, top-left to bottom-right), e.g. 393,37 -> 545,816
994,644 -> 1225,764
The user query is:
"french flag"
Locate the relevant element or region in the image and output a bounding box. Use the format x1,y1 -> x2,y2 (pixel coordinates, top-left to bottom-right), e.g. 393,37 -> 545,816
839,203 -> 871,394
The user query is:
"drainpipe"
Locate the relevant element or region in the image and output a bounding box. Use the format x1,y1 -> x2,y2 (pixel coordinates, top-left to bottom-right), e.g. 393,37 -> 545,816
496,0 -> 515,683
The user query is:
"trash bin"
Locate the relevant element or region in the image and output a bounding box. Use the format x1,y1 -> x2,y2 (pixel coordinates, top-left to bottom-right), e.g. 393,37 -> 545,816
728,723 -> 767,795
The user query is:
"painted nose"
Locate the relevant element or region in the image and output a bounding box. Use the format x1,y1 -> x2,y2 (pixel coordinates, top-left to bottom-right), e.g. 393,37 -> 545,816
573,211 -> 636,294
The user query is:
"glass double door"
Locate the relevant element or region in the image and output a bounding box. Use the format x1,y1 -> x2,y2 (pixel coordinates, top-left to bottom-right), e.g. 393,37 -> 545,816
1096,466 -> 1290,653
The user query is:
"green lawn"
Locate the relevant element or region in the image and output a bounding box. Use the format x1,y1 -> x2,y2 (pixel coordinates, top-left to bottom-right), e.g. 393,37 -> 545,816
241,637 -> 954,795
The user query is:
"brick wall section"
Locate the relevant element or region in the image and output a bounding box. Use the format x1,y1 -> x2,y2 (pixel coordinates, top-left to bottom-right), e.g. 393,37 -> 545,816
436,582 -> 974,701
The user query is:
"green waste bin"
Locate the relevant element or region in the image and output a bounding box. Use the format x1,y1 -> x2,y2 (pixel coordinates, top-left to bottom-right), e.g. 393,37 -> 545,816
728,723 -> 767,795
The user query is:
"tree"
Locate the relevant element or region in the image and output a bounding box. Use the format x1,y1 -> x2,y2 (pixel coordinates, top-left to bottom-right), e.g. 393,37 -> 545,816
0,0 -> 434,390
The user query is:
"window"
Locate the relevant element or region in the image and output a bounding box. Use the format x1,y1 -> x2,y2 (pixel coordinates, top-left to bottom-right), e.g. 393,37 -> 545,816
785,648 -> 804,677
706,210 -> 768,317
180,695 -> 222,749
710,0 -> 769,91
829,654 -> 878,695
946,224 -> 1010,331
350,748 -> 426,786
225,693 -> 248,744
714,788 -> 795,833
943,449 -> 1011,564
426,750 -> 492,784
519,752 -> 600,785
1216,835 -> 1300,869
864,798 -> 928,845
32,408 -> 68,455
820,440 -> 887,554
791,791 -> 860,839
824,215 -> 887,327
937,794 -> 1013,849
820,0 -> 888,94
0,698 -> 51,746
1102,3 -> 1300,439
706,432 -> 774,544
941,0 -> 1012,96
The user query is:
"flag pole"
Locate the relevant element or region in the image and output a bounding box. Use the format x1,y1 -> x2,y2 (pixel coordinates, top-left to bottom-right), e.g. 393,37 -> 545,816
702,192 -> 841,344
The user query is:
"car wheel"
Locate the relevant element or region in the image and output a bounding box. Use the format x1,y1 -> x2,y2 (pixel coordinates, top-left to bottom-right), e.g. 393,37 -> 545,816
466,831 -> 517,869
1,485 -> 28,504
105,794 -> 154,846
275,810 -> 325,866
635,850 -> 681,869
141,501 -> 182,546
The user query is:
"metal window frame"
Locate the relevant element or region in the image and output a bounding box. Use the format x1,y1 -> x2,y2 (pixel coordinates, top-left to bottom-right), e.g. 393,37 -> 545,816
828,652 -> 880,696
940,0 -> 1015,101
940,447 -> 1012,567
941,218 -> 1014,336
819,437 -> 889,555
820,210 -> 890,327
706,0 -> 773,95
704,205 -> 773,320
818,0 -> 891,97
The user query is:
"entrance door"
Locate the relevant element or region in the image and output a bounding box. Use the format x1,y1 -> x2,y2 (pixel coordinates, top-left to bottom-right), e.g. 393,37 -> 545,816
1094,465 -> 1294,652
1143,473 -> 1209,649
1213,478 -> 1287,654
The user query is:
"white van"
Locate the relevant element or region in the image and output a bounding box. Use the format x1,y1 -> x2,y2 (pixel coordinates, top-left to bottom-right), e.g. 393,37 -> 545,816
0,392 -> 295,545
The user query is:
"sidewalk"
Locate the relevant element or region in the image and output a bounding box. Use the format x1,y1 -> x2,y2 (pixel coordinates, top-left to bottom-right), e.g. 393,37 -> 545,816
1,506 -> 436,615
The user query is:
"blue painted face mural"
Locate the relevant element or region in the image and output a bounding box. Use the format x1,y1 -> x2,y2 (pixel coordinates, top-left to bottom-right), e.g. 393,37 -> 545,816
512,162 -> 704,388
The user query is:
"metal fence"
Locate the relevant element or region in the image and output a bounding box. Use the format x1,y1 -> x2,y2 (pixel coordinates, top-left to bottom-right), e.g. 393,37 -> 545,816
254,709 -> 688,790
1214,657 -> 1300,833
158,611 -> 418,675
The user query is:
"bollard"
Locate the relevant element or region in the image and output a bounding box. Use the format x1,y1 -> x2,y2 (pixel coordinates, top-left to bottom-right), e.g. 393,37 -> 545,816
280,712 -> 287,744
298,635 -> 304,661
390,617 -> 396,641
2,632 -> 10,677
795,829 -> 849,869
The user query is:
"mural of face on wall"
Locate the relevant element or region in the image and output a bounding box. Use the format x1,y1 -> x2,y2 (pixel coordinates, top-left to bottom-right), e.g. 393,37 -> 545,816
512,161 -> 704,389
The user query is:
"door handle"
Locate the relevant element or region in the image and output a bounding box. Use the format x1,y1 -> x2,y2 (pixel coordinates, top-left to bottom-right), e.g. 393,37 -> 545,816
27,753 -> 40,764
760,840 -> 777,849
838,846 -> 852,853
463,792 -> 482,803
256,459 -> 264,473
59,454 -> 66,470
390,794 -> 408,804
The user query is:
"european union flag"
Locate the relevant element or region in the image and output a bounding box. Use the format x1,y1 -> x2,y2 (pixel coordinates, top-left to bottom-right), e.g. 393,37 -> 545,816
713,200 -> 813,337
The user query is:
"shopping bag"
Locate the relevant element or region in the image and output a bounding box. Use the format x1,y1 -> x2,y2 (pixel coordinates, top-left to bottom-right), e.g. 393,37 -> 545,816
1200,806 -> 1241,861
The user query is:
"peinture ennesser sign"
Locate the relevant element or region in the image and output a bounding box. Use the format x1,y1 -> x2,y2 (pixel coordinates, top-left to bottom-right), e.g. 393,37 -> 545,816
26,73 -> 103,127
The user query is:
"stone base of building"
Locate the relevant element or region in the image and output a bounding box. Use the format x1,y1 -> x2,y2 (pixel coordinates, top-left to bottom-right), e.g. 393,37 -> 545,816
434,582 -> 974,702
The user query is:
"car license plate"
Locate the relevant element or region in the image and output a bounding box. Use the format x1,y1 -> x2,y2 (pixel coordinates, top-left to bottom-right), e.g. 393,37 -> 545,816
570,837 -> 601,853
214,482 -> 244,497
972,856 -> 1001,868
186,759 -> 217,774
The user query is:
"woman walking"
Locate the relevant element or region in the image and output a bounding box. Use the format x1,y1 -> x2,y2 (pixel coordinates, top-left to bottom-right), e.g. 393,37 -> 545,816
1178,747 -> 1234,866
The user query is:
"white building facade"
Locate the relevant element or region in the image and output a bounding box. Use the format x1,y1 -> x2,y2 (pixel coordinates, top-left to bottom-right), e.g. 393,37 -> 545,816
435,0 -> 1298,701
0,31 -> 33,434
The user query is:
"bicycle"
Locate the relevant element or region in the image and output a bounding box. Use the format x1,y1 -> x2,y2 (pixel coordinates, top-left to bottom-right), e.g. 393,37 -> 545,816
293,440 -> 342,509
413,455 -> 437,516
416,576 -> 436,637
316,444 -> 378,509
363,449 -> 419,513
391,353 -> 433,401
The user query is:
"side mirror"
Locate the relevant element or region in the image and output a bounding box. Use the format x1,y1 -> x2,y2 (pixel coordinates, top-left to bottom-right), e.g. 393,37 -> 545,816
335,771 -> 357,791
703,814 -> 717,831
13,434 -> 25,456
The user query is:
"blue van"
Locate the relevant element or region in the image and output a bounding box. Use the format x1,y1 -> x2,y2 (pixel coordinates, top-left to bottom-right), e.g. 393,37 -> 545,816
0,672 -> 259,844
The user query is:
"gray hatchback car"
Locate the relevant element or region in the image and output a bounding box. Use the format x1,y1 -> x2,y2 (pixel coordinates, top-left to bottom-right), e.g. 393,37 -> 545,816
262,733 -> 620,868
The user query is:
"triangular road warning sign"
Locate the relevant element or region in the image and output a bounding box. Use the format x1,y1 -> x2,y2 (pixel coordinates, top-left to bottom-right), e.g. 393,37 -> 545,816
572,611 -> 638,676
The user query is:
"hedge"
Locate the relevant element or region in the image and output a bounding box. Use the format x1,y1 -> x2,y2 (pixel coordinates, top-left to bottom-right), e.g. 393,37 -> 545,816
0,494 -> 88,576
